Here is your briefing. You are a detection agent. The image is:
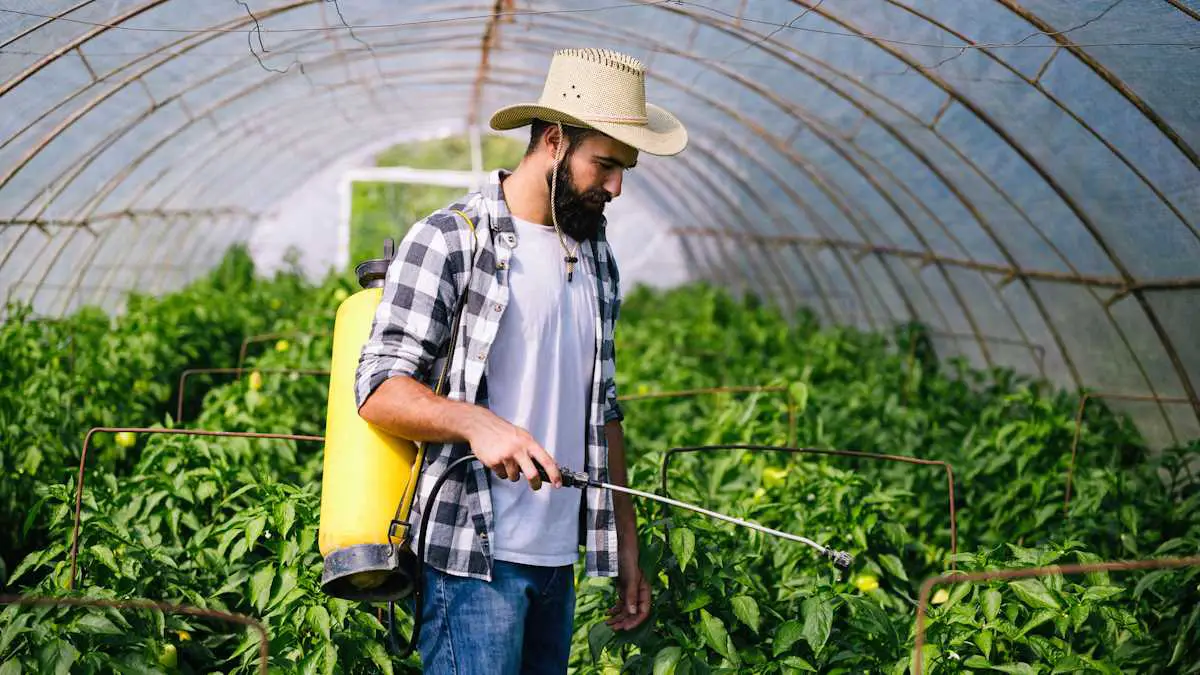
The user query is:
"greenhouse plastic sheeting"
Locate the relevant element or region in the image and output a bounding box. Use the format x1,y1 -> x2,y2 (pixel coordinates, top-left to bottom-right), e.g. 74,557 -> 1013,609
1,0 -> 1197,445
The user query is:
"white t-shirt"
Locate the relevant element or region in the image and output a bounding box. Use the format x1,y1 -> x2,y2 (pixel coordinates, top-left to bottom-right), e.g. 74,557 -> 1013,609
486,215 -> 597,567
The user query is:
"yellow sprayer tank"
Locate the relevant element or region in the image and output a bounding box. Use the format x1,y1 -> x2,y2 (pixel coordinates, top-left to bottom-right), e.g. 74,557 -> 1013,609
318,240 -> 421,601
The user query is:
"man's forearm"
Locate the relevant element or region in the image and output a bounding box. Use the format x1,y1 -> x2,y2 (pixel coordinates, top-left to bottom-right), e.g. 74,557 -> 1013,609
358,375 -> 493,444
605,420 -> 639,547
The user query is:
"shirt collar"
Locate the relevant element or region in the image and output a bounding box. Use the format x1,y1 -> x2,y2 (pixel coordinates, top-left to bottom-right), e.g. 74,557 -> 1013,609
485,169 -> 515,235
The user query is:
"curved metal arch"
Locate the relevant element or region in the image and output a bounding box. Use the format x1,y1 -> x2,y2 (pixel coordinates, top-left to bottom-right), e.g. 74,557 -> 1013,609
758,0 -> 1198,423
58,108 -> 420,307
35,103 -> 424,311
112,46 -> 961,348
481,35 -> 980,339
669,1 -> 1191,426
678,120 -> 937,327
8,55 -> 480,224
166,64 -> 916,333
0,0 -> 178,97
655,140 -> 847,323
10,65 -> 478,239
503,16 -> 1063,373
596,0 -> 1193,428
514,8 -> 1153,396
7,2 -> 1190,420
882,0 -> 1198,243
139,91 -> 479,221
0,69 -> 480,300
0,0 -> 487,202
667,125 -> 909,332
990,0 -> 1200,169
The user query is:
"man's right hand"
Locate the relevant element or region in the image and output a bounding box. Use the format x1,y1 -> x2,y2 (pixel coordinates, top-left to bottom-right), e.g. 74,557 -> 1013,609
465,411 -> 562,491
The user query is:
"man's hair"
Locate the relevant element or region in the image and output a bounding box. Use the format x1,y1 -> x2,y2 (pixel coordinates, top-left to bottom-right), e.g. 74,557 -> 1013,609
525,119 -> 602,157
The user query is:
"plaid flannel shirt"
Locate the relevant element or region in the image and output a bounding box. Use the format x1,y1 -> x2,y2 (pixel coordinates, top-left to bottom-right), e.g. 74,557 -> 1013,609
354,169 -> 624,581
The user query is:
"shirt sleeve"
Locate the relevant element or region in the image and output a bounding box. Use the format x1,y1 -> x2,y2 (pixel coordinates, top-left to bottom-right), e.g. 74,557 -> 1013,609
355,214 -> 463,410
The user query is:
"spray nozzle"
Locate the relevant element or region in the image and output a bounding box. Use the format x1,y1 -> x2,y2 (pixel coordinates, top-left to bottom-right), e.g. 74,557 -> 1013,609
825,549 -> 854,569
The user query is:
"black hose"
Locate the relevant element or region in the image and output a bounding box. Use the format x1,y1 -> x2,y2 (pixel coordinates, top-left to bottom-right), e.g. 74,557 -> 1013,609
388,453 -> 478,660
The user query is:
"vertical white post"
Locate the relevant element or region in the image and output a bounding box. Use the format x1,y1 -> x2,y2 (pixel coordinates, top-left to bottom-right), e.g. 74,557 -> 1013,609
469,124 -> 484,192
336,174 -> 352,270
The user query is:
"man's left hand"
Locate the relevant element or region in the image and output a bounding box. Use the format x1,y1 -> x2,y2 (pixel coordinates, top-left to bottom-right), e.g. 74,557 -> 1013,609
607,555 -> 651,630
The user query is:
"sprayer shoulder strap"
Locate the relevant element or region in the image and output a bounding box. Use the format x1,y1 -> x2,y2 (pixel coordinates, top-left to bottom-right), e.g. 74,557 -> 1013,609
432,209 -> 477,397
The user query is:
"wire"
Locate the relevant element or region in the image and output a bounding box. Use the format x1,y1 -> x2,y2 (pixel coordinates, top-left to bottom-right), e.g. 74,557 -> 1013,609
0,2 -> 673,34
674,0 -> 1200,50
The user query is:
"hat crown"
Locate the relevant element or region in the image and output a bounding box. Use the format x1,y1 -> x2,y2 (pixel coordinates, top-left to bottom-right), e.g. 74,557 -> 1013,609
538,48 -> 648,124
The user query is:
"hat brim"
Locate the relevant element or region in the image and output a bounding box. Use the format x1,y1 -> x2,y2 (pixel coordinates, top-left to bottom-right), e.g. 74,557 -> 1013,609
489,102 -> 687,156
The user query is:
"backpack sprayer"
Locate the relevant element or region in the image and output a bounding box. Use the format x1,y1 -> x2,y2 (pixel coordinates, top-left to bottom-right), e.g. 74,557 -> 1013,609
317,237 -> 852,657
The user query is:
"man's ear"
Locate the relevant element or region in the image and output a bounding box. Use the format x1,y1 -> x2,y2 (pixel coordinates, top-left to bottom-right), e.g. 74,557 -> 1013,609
543,123 -> 565,161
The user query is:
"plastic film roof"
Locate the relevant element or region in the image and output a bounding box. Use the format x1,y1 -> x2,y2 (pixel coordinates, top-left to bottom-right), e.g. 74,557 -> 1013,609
1,0 -> 1198,445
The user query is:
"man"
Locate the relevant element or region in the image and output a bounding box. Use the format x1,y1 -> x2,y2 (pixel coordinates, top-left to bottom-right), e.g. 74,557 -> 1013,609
354,47 -> 687,674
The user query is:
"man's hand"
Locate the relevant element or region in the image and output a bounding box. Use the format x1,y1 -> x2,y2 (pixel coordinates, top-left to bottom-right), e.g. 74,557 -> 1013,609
465,411 -> 562,491
607,553 -> 651,631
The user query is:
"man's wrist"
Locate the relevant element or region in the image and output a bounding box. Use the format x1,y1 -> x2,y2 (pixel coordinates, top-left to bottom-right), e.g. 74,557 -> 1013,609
457,404 -> 494,445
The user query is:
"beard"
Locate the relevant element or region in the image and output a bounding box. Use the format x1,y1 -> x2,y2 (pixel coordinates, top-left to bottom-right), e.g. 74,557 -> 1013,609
546,158 -> 610,243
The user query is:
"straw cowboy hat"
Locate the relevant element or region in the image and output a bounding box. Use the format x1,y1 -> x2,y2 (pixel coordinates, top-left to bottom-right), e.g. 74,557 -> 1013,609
490,48 -> 688,156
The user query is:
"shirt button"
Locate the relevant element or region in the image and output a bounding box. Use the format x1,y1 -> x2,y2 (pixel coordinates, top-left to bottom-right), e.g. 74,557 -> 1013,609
479,532 -> 488,540
493,303 -> 502,312
477,352 -> 486,361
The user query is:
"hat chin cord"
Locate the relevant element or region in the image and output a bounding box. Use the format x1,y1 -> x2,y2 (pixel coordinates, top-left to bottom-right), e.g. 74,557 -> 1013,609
550,122 -> 581,282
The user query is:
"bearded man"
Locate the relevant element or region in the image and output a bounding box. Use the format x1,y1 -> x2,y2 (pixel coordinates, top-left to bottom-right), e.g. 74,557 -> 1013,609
355,47 -> 688,674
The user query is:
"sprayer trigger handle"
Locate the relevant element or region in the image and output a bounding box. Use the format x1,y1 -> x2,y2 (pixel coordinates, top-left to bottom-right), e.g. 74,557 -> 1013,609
531,460 -> 588,488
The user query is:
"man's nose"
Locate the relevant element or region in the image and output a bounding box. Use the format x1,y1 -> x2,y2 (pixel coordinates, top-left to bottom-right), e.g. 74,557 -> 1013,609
605,171 -> 623,199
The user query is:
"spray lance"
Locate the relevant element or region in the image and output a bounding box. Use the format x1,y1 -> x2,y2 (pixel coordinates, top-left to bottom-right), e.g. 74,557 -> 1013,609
387,455 -> 853,658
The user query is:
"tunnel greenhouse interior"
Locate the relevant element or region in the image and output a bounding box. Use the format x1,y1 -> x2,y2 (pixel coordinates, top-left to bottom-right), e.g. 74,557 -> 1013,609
1,1 -> 1198,673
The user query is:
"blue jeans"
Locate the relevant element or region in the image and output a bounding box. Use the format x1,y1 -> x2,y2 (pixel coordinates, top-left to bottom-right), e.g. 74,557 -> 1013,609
416,560 -> 576,675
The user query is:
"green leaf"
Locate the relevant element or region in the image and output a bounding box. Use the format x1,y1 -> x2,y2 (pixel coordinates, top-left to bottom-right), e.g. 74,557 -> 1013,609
588,622 -> 615,663
774,620 -> 803,656
278,499 -> 297,534
250,565 -> 275,612
682,588 -> 712,612
991,664 -> 1037,675
245,514 -> 268,552
801,597 -> 833,657
982,588 -> 1002,621
1169,604 -> 1199,667
308,606 -> 331,639
670,528 -> 695,572
1082,585 -> 1123,602
7,551 -> 44,586
964,655 -> 991,668
699,609 -> 736,663
0,659 -> 21,675
364,640 -> 394,675
789,382 -> 809,413
0,613 -> 30,655
731,596 -> 760,633
780,656 -> 816,672
1071,603 -> 1091,631
1008,578 -> 1060,610
39,640 -> 77,675
877,554 -> 908,582
75,614 -> 122,635
1018,609 -> 1058,637
976,629 -> 993,658
653,646 -> 682,675
89,545 -> 120,575
269,568 -> 298,610
299,645 -> 323,675
324,641 -> 338,675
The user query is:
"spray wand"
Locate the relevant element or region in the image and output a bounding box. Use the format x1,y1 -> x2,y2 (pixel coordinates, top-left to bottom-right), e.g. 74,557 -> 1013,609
389,456 -> 853,658
544,465 -> 854,568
